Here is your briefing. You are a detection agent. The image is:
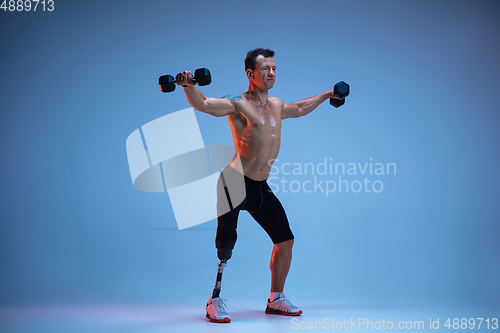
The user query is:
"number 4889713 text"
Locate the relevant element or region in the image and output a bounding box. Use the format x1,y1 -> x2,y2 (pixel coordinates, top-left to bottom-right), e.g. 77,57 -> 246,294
1,0 -> 54,11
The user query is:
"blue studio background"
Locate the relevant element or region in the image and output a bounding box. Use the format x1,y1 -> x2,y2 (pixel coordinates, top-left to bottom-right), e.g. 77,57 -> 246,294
1,0 -> 499,312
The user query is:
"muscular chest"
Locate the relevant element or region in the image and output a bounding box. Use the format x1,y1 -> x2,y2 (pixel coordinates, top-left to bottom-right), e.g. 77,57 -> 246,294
233,102 -> 282,136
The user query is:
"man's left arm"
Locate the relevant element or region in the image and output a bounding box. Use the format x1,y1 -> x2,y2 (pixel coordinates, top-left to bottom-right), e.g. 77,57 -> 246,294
276,90 -> 340,119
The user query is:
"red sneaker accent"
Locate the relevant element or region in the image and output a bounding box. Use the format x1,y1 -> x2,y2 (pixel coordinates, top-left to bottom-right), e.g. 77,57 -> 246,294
206,313 -> 231,323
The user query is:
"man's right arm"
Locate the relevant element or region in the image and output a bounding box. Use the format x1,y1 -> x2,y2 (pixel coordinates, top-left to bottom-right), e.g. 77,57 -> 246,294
176,70 -> 237,117
182,86 -> 237,117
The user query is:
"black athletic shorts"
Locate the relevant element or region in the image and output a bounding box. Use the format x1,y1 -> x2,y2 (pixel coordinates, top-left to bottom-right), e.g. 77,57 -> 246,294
215,166 -> 294,250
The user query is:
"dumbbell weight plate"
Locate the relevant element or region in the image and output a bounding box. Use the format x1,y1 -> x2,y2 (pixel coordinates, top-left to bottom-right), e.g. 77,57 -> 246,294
330,97 -> 345,108
334,81 -> 349,99
159,75 -> 176,93
330,81 -> 349,108
194,68 -> 211,86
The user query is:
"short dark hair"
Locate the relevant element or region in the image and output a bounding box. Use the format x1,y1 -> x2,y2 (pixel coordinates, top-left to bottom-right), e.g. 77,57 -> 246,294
244,48 -> 275,71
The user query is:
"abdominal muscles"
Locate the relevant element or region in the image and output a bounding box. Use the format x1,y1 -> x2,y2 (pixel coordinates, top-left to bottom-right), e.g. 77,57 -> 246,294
231,118 -> 281,181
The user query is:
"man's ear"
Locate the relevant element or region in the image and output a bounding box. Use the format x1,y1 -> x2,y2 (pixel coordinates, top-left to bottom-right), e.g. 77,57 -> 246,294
246,69 -> 253,80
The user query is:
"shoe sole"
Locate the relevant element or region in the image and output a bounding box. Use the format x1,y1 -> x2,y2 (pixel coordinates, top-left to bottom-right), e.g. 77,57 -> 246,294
265,307 -> 303,316
206,313 -> 231,323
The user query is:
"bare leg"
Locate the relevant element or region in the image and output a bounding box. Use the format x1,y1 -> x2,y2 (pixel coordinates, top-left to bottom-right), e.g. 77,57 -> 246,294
270,239 -> 294,292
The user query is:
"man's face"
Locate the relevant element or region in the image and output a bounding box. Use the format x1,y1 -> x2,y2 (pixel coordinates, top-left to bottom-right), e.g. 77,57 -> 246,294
248,55 -> 276,89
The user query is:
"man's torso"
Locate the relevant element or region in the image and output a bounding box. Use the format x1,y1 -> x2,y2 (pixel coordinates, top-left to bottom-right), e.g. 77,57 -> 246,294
227,93 -> 282,181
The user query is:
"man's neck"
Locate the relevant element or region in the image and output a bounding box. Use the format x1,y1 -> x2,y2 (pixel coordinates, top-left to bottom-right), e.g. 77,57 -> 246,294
247,84 -> 269,106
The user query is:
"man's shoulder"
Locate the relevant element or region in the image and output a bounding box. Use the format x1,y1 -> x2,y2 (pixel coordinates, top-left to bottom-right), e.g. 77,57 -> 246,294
269,96 -> 284,106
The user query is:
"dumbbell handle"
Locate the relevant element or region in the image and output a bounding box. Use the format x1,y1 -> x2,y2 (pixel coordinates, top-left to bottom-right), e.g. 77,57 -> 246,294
163,73 -> 197,87
180,77 -> 197,87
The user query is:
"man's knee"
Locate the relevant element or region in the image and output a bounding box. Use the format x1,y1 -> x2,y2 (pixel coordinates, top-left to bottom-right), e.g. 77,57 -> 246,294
274,238 -> 294,252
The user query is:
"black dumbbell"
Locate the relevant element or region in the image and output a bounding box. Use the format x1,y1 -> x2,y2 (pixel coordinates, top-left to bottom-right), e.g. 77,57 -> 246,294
330,81 -> 350,108
159,68 -> 212,93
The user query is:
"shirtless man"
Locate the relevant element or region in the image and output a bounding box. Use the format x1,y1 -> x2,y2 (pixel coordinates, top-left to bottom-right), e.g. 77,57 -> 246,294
176,48 -> 342,323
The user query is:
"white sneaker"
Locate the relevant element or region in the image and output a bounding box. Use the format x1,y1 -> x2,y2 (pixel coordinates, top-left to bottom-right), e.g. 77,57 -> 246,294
206,296 -> 231,323
265,295 -> 302,316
